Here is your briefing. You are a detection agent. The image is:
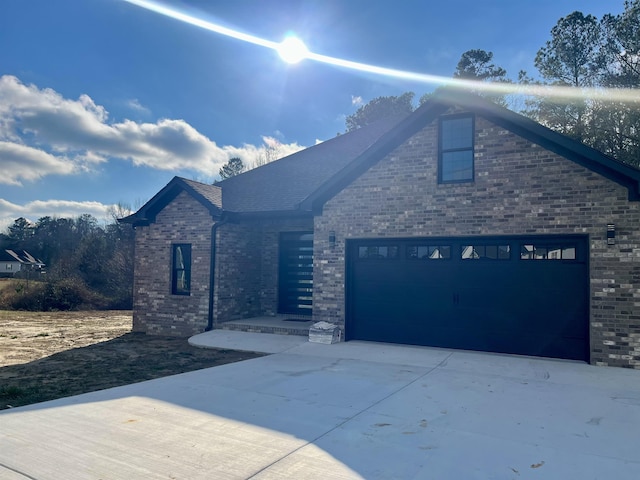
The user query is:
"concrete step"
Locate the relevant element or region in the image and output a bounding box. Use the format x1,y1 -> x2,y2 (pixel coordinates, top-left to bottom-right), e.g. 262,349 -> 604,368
219,317 -> 313,337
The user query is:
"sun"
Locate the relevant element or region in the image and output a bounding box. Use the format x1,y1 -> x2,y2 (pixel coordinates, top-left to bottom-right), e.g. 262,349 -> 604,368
277,36 -> 308,64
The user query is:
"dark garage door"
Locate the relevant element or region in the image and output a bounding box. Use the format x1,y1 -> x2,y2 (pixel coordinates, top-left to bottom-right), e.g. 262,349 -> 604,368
346,236 -> 589,361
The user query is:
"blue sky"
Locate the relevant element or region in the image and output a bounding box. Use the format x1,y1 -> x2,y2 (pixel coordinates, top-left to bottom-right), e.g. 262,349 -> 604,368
0,0 -> 627,230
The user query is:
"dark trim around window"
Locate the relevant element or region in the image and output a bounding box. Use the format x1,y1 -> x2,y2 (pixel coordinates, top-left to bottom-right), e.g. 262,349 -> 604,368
439,114 -> 475,183
357,245 -> 399,260
171,243 -> 192,295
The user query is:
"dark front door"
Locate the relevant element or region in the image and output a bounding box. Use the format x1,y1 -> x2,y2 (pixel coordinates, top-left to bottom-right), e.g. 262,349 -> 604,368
278,232 -> 313,315
346,235 -> 589,361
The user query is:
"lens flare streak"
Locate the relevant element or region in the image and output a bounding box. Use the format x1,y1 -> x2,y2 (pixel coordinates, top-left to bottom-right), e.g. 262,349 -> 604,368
123,0 -> 639,105
124,0 -> 278,50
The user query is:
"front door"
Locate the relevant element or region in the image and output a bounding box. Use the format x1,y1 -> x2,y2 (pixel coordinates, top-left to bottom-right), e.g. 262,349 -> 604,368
278,232 -> 313,315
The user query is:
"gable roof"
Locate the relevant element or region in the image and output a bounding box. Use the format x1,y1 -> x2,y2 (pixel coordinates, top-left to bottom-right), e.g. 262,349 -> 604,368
121,115 -> 406,225
123,88 -> 640,226
120,177 -> 222,226
301,88 -> 640,211
0,250 -> 20,262
215,114 -> 406,214
1,249 -> 45,266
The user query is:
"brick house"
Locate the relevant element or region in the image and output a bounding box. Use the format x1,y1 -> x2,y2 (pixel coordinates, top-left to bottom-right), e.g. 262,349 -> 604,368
122,89 -> 640,368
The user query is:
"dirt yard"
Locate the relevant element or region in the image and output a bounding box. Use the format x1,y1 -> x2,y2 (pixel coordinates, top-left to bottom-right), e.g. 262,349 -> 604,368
0,310 -> 262,410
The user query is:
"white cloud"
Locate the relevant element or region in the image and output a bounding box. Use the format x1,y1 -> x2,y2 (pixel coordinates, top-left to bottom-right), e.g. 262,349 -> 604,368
351,95 -> 363,106
0,142 -> 75,185
126,98 -> 151,115
0,198 -> 115,232
0,75 -> 306,184
220,136 -> 304,170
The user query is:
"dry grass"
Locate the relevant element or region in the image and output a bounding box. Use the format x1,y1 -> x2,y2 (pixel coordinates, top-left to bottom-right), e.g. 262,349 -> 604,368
0,310 -> 262,409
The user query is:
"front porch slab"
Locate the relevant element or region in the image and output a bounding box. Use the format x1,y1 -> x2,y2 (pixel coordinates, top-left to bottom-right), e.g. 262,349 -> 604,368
189,329 -> 308,354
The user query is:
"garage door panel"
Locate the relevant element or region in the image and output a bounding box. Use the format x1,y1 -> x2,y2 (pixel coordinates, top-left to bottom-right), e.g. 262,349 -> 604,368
353,298 -> 452,344
457,285 -> 586,336
347,236 -> 588,361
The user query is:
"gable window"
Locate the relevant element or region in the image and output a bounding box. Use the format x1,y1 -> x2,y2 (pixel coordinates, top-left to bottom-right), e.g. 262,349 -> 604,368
439,115 -> 474,183
171,244 -> 191,295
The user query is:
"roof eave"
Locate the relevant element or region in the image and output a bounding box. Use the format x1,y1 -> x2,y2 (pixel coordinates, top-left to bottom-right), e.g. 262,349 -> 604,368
299,102 -> 449,212
224,209 -> 314,221
117,177 -> 223,226
472,99 -> 640,201
302,88 -> 640,209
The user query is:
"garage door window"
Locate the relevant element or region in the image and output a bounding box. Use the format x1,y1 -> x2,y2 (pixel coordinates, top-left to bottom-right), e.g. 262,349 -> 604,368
461,244 -> 511,260
358,245 -> 399,259
407,245 -> 451,260
520,244 -> 576,260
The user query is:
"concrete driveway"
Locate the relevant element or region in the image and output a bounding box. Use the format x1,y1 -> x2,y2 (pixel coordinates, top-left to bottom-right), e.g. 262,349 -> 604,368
1,332 -> 639,480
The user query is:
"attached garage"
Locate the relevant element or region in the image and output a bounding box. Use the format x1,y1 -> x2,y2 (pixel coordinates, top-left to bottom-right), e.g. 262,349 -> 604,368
127,89 -> 640,368
346,235 -> 589,361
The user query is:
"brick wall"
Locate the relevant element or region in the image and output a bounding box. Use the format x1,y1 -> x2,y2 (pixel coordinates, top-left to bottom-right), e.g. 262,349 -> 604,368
133,191 -> 214,336
211,216 -> 313,325
213,222 -> 261,322
313,113 -> 640,368
133,186 -> 314,334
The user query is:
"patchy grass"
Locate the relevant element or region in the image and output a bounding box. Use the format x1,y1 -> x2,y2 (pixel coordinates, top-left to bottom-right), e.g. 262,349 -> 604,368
0,310 -> 263,409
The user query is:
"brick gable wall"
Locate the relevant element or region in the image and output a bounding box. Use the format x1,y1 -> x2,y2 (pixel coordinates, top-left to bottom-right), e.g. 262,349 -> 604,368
313,114 -> 640,368
132,191 -> 214,336
132,187 -> 314,335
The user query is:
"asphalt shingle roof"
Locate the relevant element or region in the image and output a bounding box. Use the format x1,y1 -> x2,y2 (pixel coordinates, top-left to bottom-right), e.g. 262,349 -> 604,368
180,178 -> 222,208
122,88 -> 640,226
215,115 -> 405,213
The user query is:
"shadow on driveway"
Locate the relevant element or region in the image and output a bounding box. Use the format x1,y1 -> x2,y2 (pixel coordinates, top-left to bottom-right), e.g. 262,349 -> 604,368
1,339 -> 640,479
0,332 -> 262,409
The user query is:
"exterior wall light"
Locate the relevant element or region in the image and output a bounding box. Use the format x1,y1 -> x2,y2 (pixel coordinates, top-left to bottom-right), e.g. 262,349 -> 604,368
607,224 -> 616,245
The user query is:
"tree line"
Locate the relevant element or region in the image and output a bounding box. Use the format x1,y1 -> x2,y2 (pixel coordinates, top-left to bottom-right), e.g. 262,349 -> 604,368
218,3 -> 637,180
345,3 -> 639,167
0,207 -> 134,311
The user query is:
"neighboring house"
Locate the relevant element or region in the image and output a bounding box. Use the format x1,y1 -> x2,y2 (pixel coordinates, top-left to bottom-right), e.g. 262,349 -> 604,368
0,250 -> 23,277
0,249 -> 45,277
122,89 -> 640,369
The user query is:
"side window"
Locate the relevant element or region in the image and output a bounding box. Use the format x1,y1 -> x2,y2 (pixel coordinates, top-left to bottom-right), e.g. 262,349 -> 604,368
172,244 -> 191,295
439,115 -> 474,183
